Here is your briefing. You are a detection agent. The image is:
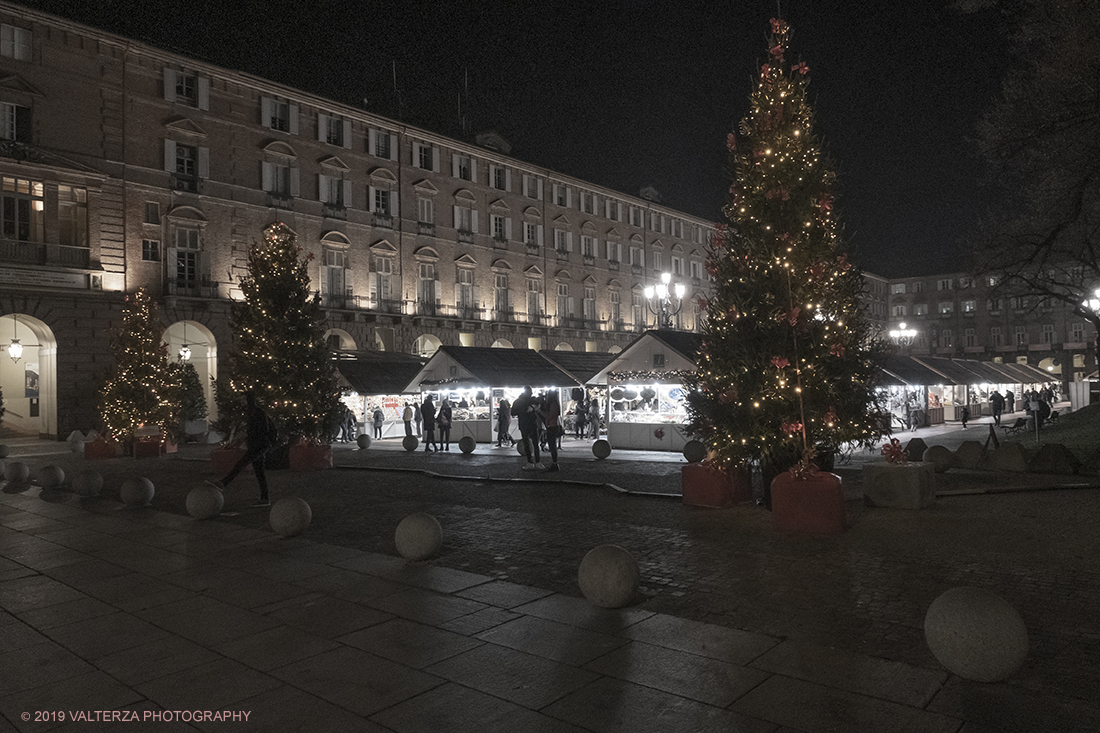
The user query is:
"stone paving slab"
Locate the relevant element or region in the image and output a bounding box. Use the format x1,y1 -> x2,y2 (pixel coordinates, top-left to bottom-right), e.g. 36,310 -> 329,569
926,676 -> 1100,733
338,617 -> 483,669
475,615 -> 631,666
619,612 -> 779,665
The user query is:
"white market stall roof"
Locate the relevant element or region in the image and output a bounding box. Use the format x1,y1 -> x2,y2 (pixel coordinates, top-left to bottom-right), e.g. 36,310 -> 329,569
335,351 -> 427,395
403,346 -> 582,391
590,330 -> 702,384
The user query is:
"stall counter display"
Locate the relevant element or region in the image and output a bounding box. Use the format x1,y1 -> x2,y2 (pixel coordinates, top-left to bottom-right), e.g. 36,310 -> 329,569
607,382 -> 692,451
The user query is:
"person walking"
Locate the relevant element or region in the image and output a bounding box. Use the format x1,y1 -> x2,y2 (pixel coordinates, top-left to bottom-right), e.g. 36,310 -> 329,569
1006,390 -> 1015,414
541,390 -> 562,471
990,390 -> 1005,427
414,401 -> 423,437
496,398 -> 512,447
372,406 -> 384,439
588,397 -> 600,439
402,402 -> 414,437
960,405 -> 970,429
512,386 -> 543,469
438,399 -> 453,451
574,400 -> 587,439
421,394 -> 438,452
208,391 -> 275,507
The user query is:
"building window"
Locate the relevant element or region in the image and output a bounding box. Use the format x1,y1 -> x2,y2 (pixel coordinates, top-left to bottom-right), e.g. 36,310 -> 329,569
941,329 -> 953,348
554,184 -> 569,207
372,256 -> 395,304
554,228 -> 569,252
524,175 -> 540,199
1015,326 -> 1028,346
265,161 -> 292,195
524,222 -> 539,247
418,262 -> 437,310
581,235 -> 596,258
937,278 -> 953,291
990,327 -> 1003,347
491,165 -> 508,191
653,252 -> 663,272
495,274 -> 510,314
144,202 -> 160,225
630,246 -> 644,268
965,328 -> 976,348
455,204 -> 473,233
454,154 -> 473,181
0,102 -> 29,143
1072,322 -> 1084,343
689,260 -> 701,279
583,286 -> 596,322
1042,324 -> 1055,343
142,239 -> 160,261
372,188 -> 390,216
456,268 -> 475,313
417,143 -> 433,170
58,185 -> 88,248
374,132 -> 391,159
1,176 -> 44,243
629,206 -> 642,227
607,241 -> 622,263
173,227 -> 203,292
526,278 -> 543,319
913,281 -> 924,293
1011,296 -> 1026,310
318,174 -> 347,207
988,298 -> 1003,313
632,292 -> 643,326
610,290 -> 621,324
938,301 -> 953,315
1,24 -> 31,61
175,72 -> 198,107
417,196 -> 434,224
913,303 -> 928,316
325,116 -> 344,146
321,249 -> 348,307
890,283 -> 906,294
893,305 -> 906,317
491,214 -> 509,241
959,276 -> 973,289
580,192 -> 595,214
962,300 -> 976,313
557,283 -> 571,318
264,98 -> 293,133
175,143 -> 199,192
671,256 -> 683,277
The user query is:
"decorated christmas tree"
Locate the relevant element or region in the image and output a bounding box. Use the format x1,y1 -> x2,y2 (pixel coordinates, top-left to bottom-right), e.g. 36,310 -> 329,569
166,360 -> 207,425
686,18 -> 887,473
100,288 -> 179,444
220,222 -> 342,441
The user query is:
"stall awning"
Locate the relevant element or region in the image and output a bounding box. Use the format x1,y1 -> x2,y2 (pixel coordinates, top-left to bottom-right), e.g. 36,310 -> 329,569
335,351 -> 427,395
948,359 -> 1010,385
882,355 -> 958,385
538,350 -> 616,385
994,360 -> 1057,384
912,356 -> 987,385
408,346 -> 580,390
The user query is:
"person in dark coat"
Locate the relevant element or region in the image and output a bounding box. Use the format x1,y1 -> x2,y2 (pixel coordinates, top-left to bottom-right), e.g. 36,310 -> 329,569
421,395 -> 438,452
414,402 -> 423,437
438,399 -> 453,451
1005,390 -> 1015,413
373,407 -> 384,439
990,390 -> 1005,427
496,398 -> 512,447
511,386 -> 542,469
210,391 -> 274,507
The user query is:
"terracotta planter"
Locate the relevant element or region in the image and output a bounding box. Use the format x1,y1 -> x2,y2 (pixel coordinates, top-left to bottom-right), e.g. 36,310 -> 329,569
289,441 -> 333,471
863,462 -> 935,509
133,439 -> 163,459
211,446 -> 246,475
682,462 -> 752,508
770,469 -> 846,534
84,436 -> 120,460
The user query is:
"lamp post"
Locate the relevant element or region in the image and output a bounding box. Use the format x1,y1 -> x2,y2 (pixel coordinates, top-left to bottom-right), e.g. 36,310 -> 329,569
7,314 -> 23,363
643,272 -> 686,330
889,322 -> 917,349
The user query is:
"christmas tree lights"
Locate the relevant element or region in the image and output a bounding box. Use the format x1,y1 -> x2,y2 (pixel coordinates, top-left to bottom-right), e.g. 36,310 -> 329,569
685,18 -> 888,473
99,288 -> 179,444
218,222 -> 342,441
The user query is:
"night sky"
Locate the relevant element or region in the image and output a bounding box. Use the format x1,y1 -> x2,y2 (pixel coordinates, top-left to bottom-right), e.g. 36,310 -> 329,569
20,0 -> 1011,277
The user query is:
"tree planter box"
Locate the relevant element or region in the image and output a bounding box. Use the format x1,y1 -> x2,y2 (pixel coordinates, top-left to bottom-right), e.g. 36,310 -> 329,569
211,446 -> 247,475
84,437 -> 120,460
863,462 -> 935,509
289,441 -> 333,471
682,462 -> 752,508
771,470 -> 846,534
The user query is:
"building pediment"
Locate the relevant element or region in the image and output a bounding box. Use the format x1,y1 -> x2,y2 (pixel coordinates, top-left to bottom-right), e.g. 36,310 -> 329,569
370,239 -> 398,253
166,117 -> 207,138
369,167 -> 397,183
455,254 -> 477,266
414,246 -> 440,261
0,74 -> 43,96
262,140 -> 296,158
413,179 -> 439,194
489,198 -> 510,212
524,265 -> 544,277
319,155 -> 350,171
555,269 -> 572,280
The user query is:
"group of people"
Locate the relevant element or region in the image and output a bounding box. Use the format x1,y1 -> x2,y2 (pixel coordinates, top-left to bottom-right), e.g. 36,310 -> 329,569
504,386 -> 562,471
400,397 -> 454,451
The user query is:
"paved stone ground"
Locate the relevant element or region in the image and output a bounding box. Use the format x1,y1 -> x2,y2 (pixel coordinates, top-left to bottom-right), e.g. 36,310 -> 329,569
2,415 -> 1098,731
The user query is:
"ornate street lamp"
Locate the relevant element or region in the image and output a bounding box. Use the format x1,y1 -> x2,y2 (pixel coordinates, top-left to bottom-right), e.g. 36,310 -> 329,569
643,272 -> 686,330
7,314 -> 23,363
889,322 -> 918,348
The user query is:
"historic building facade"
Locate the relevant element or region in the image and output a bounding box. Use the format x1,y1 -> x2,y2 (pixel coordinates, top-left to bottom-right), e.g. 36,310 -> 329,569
0,1 -> 715,438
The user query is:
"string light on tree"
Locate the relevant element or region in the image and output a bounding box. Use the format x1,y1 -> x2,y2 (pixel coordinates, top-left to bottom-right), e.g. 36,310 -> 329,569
684,17 -> 888,474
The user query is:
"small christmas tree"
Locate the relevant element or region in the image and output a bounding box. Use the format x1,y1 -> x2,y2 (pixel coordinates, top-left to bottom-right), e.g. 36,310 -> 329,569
100,288 -> 179,444
221,222 -> 342,441
166,360 -> 207,426
685,18 -> 887,473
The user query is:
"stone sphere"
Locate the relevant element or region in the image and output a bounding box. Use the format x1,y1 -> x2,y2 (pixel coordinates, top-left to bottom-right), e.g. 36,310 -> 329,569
578,544 -> 639,608
683,440 -> 707,463
356,434 -> 372,449
73,470 -> 103,497
925,445 -> 955,473
458,436 -> 476,454
37,465 -> 65,489
924,586 -> 1029,682
395,512 -> 444,561
186,485 -> 224,520
592,439 -> 612,460
120,477 -> 155,506
0,444 -> 9,459
402,435 -> 419,452
4,461 -> 29,483
270,497 -> 312,537
67,431 -> 87,453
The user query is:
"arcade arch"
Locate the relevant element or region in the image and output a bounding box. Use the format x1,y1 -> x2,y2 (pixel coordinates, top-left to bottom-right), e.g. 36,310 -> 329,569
0,314 -> 58,438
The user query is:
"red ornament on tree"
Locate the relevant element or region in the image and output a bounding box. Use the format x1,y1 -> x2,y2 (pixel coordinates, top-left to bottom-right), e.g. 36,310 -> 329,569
771,356 -> 790,369
792,61 -> 809,75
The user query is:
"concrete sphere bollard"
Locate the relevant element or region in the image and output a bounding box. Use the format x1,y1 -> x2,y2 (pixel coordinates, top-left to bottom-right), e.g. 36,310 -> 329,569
458,436 -> 476,454
73,470 -> 103,497
924,586 -> 1029,682
925,445 -> 955,473
120,477 -> 155,506
0,444 -> 9,459
683,440 -> 707,463
270,497 -> 312,537
4,461 -> 29,483
592,439 -> 612,460
186,485 -> 224,520
578,544 -> 640,608
356,434 -> 372,449
395,512 -> 444,561
37,465 -> 65,489
67,431 -> 86,453
402,435 -> 419,452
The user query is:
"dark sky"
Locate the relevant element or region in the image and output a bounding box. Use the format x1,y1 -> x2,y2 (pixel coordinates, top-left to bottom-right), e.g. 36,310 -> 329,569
22,0 -> 1010,277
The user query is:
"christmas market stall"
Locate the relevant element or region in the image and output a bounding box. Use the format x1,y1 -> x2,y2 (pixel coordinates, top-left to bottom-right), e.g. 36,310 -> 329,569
590,330 -> 702,452
335,351 -> 427,439
538,350 -> 616,436
402,346 -> 581,443
879,355 -> 952,429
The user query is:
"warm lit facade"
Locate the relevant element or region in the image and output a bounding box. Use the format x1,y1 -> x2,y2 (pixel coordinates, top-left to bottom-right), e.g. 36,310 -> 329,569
0,1 -> 714,438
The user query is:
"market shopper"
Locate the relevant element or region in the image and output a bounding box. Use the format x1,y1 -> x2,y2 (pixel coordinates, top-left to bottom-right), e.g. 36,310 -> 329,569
541,390 -> 562,471
373,407 -> 384,439
208,391 -> 274,507
438,399 -> 453,451
403,403 -> 414,437
512,386 -> 543,469
588,397 -> 600,439
414,401 -> 423,437
990,390 -> 1005,427
496,398 -> 512,447
421,395 -> 438,452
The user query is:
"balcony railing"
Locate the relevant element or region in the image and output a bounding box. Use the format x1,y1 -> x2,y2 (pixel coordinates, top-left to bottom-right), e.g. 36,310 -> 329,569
320,289 -> 355,309
373,213 -> 394,229
168,278 -> 217,298
0,239 -> 45,264
457,230 -> 475,244
322,204 -> 347,220
418,222 -> 436,236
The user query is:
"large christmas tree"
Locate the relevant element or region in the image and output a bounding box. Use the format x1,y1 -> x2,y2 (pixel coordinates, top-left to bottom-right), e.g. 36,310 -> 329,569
686,18 -> 887,473
221,222 -> 342,441
100,288 -> 179,443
